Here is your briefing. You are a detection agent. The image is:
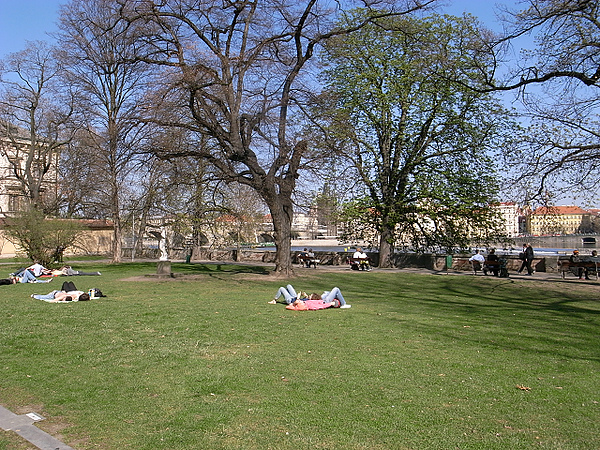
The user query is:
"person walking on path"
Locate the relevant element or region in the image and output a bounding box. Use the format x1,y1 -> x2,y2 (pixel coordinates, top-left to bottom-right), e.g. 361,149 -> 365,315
517,243 -> 535,275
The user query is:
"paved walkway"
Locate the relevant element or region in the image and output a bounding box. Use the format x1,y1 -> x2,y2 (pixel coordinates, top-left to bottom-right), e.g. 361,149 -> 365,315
3,257 -> 589,283
298,263 -> 600,283
0,405 -> 74,450
159,258 -> 594,282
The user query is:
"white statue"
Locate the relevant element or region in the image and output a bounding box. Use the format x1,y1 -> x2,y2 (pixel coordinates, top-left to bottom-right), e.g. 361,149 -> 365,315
150,228 -> 169,261
159,227 -> 169,261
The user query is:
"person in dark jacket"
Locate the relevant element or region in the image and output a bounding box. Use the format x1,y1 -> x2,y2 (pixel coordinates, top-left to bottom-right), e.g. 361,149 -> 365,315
569,250 -> 590,280
517,243 -> 534,275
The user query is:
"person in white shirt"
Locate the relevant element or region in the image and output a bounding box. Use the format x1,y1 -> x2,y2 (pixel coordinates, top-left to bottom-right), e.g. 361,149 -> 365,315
31,290 -> 90,302
469,250 -> 485,264
352,248 -> 371,271
469,249 -> 485,273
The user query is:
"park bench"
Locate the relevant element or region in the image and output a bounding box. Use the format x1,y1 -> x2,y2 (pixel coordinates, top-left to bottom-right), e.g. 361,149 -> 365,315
471,260 -> 486,274
559,258 -> 599,280
347,257 -> 371,271
297,254 -> 320,268
471,259 -> 508,277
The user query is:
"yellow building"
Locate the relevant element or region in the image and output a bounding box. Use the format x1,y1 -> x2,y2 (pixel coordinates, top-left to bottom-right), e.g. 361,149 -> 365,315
0,218 -> 114,258
527,206 -> 592,235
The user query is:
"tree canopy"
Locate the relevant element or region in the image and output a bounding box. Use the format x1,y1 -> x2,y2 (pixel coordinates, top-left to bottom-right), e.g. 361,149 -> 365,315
56,0 -> 155,261
316,12 -> 510,263
0,41 -> 75,213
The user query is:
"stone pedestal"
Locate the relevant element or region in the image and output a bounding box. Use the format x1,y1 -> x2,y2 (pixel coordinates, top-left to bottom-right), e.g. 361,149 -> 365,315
157,260 -> 173,277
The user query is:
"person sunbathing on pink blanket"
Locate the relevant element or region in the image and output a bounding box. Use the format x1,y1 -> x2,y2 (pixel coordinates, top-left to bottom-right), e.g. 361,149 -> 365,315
269,284 -> 351,310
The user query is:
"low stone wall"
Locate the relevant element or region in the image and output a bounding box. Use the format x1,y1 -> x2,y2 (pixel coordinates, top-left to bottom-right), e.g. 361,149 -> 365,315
450,255 -> 552,273
192,247 -> 277,263
183,247 -> 559,273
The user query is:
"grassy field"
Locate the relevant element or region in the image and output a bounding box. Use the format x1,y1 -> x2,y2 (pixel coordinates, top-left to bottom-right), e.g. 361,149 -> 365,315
0,262 -> 599,449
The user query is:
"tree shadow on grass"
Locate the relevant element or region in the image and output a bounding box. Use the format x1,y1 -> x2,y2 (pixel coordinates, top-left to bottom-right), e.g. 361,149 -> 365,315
176,262 -> 271,276
365,275 -> 600,363
109,261 -> 272,279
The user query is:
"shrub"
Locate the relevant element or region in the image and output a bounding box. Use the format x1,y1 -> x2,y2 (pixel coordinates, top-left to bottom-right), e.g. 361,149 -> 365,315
3,208 -> 83,266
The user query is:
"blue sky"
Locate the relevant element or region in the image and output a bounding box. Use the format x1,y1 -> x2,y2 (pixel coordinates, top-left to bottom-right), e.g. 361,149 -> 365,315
0,0 -> 523,59
0,0 -> 64,58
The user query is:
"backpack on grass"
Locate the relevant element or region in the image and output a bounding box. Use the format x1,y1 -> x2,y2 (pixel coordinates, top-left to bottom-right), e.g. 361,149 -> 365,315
88,288 -> 106,298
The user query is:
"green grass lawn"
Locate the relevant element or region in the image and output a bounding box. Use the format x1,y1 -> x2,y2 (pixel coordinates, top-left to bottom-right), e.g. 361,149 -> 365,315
1,262 -> 599,449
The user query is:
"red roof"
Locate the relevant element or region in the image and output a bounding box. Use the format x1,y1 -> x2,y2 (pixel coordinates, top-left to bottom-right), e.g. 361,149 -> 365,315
78,219 -> 114,229
532,206 -> 589,215
0,217 -> 114,229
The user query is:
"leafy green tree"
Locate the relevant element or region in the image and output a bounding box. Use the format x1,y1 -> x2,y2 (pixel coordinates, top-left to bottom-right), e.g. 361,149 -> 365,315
4,208 -> 83,266
318,13 -> 510,265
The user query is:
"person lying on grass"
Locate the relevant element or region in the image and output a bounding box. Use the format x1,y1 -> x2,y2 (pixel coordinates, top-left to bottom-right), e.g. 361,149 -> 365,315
9,270 -> 53,284
269,284 -> 305,305
31,281 -> 90,302
269,284 -> 351,309
31,290 -> 90,302
51,265 -> 102,276
10,262 -> 55,282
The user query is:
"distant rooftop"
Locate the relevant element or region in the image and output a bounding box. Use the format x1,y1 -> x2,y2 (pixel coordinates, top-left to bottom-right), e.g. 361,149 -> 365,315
532,205 -> 589,215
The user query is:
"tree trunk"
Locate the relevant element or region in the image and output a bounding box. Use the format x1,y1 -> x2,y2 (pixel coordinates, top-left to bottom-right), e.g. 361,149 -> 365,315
273,222 -> 293,275
110,170 -> 122,263
267,197 -> 295,276
112,217 -> 122,263
134,212 -> 148,258
378,225 -> 395,268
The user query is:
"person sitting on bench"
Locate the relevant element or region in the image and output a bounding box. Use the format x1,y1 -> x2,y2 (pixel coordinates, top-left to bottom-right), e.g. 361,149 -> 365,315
297,248 -> 310,267
352,248 -> 371,271
483,249 -> 500,276
570,250 -> 590,280
469,250 -> 485,273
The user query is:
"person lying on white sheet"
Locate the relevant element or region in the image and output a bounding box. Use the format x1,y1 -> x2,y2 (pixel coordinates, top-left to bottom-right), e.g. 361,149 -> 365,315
31,290 -> 90,302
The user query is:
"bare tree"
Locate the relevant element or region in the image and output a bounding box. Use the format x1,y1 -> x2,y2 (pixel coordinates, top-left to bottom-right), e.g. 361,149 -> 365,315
57,129 -> 103,218
491,0 -> 600,91
215,181 -> 268,249
123,154 -> 206,257
120,0 -> 437,275
56,0 -> 155,262
473,1 -> 600,204
0,41 -> 76,213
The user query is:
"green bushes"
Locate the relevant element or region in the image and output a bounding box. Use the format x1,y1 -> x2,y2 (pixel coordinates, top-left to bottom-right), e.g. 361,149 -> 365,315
3,208 -> 83,266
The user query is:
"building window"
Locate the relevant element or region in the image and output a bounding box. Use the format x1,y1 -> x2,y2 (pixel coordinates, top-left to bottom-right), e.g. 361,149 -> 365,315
8,193 -> 22,212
